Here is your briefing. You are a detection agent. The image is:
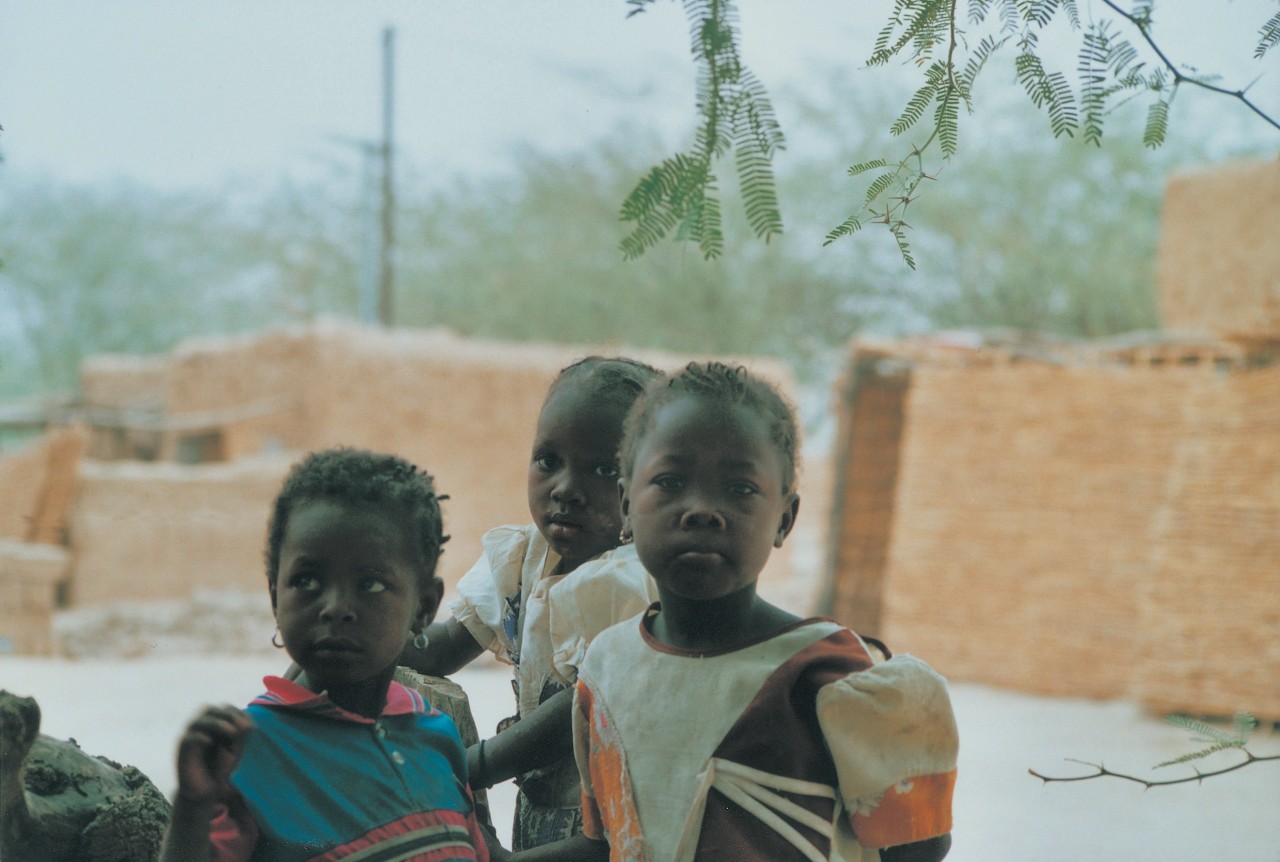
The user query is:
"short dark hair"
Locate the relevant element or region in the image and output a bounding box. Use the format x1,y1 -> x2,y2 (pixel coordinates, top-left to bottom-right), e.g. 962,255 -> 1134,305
619,362 -> 800,492
545,355 -> 663,412
265,448 -> 448,592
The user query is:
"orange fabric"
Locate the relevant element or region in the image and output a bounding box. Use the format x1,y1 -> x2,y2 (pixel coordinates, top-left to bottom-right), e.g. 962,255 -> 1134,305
576,681 -> 644,859
851,770 -> 956,850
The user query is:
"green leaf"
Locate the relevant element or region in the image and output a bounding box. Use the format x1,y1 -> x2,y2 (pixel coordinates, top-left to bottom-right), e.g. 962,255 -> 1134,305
1155,741 -> 1243,769
823,214 -> 863,245
1258,11 -> 1280,59
935,84 -> 961,155
1142,98 -> 1169,148
864,171 -> 897,207
847,159 -> 890,177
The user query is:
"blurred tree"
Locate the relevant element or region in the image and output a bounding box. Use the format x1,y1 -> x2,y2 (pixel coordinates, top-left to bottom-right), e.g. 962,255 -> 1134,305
392,135 -> 880,376
0,181 -> 272,396
2,61 -> 1264,405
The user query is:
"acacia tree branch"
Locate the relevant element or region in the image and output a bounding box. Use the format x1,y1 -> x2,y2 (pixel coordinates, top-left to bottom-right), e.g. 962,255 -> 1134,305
1028,750 -> 1280,788
1100,0 -> 1280,131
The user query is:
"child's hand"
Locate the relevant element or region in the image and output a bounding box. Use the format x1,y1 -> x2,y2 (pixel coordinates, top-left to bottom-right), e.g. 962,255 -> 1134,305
174,705 -> 253,804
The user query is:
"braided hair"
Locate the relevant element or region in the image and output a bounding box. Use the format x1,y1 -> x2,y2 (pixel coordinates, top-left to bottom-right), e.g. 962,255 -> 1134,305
265,447 -> 449,593
619,361 -> 800,492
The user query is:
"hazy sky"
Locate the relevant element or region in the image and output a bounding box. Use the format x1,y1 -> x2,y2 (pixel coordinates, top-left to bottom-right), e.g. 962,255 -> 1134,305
1,1 -> 1276,193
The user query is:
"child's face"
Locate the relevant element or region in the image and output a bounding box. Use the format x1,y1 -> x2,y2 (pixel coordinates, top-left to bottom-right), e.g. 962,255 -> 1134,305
621,394 -> 798,603
528,382 -> 629,575
272,499 -> 440,713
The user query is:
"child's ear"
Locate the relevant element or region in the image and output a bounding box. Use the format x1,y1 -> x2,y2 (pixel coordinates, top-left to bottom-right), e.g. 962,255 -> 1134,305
773,493 -> 800,548
415,576 -> 445,630
618,477 -> 631,519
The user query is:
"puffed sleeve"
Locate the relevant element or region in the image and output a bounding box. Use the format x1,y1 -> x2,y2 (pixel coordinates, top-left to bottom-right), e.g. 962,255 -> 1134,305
548,544 -> 658,683
816,654 -> 958,850
451,525 -> 536,662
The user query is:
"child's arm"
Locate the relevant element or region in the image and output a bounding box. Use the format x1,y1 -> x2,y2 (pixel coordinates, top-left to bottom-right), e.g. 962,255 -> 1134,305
397,617 -> 486,677
880,833 -> 952,862
160,705 -> 254,862
466,687 -> 574,789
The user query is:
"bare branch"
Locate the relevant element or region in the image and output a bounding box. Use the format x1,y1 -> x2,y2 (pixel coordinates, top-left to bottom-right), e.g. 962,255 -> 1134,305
1099,0 -> 1279,131
1029,751 -> 1280,788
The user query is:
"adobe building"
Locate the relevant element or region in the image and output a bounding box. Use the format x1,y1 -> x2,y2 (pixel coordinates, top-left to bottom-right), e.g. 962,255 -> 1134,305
822,156 -> 1280,719
0,324 -> 798,654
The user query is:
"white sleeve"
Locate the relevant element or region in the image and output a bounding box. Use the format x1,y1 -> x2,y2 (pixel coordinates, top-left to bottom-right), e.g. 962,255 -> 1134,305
548,545 -> 657,683
816,654 -> 958,848
450,525 -> 531,662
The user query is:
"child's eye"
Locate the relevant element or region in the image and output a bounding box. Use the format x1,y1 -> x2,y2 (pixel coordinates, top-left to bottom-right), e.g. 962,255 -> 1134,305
533,454 -> 558,472
288,573 -> 320,591
593,463 -> 620,479
359,578 -> 388,594
728,482 -> 759,497
654,474 -> 683,490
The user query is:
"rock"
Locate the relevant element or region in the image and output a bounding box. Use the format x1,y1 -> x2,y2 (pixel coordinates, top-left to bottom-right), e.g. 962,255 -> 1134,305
0,690 -> 171,862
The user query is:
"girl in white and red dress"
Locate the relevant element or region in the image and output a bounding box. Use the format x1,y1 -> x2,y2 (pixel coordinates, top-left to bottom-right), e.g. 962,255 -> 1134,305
570,362 -> 959,862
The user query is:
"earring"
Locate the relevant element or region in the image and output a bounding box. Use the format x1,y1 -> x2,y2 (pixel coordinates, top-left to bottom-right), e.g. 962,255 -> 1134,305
271,629 -> 285,649
412,632 -> 430,651
619,525 -> 633,545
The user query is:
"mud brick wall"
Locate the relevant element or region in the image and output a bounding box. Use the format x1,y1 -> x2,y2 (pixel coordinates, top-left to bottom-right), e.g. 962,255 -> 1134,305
1134,366 -> 1280,718
0,540 -> 69,655
0,426 -> 88,544
879,363 -> 1195,700
80,354 -> 168,410
80,354 -> 169,460
160,327 -> 317,461
1157,158 -> 1280,343
68,459 -> 289,605
821,349 -> 911,636
0,436 -> 49,541
50,321 -> 798,611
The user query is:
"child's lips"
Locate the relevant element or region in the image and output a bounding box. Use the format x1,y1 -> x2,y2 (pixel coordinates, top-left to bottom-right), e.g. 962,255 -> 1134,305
312,637 -> 362,655
547,520 -> 582,540
675,548 -> 726,566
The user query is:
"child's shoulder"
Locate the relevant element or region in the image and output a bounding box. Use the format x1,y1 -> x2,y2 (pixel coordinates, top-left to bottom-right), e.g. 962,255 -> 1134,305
565,542 -> 648,579
548,544 -> 657,613
470,523 -> 547,581
480,522 -> 544,551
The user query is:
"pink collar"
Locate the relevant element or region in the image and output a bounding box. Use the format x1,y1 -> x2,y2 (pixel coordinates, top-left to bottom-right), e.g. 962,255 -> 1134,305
249,675 -> 433,724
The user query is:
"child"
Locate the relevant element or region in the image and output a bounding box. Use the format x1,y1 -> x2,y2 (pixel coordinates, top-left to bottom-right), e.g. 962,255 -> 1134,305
160,448 -> 489,862
571,362 -> 959,862
398,356 -> 662,852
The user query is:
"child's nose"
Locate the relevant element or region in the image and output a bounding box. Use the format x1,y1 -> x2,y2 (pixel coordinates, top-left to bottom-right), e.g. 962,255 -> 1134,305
319,588 -> 357,621
550,470 -> 585,505
679,504 -> 726,530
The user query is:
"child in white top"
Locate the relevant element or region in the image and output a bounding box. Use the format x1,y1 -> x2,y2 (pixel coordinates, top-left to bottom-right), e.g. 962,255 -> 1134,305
398,357 -> 661,853
570,362 -> 959,862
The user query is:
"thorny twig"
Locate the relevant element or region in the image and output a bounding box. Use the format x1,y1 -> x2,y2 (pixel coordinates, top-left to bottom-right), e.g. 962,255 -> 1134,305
1029,750 -> 1280,788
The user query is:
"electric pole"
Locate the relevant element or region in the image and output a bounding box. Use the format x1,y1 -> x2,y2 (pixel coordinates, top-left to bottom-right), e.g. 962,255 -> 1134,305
378,25 -> 396,327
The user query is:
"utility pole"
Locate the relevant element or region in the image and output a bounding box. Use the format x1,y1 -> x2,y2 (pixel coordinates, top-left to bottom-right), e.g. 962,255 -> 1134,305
377,25 -> 396,327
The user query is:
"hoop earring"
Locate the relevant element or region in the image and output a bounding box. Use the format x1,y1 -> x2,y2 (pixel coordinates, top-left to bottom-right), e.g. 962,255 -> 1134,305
271,630 -> 285,649
618,525 -> 633,545
412,632 -> 430,651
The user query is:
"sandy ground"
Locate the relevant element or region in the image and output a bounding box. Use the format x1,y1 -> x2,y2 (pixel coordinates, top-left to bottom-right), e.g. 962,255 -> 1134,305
3,652 -> 1277,861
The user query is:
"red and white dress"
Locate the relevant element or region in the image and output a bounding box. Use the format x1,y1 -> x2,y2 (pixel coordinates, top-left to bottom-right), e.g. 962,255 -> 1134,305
573,611 -> 958,861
